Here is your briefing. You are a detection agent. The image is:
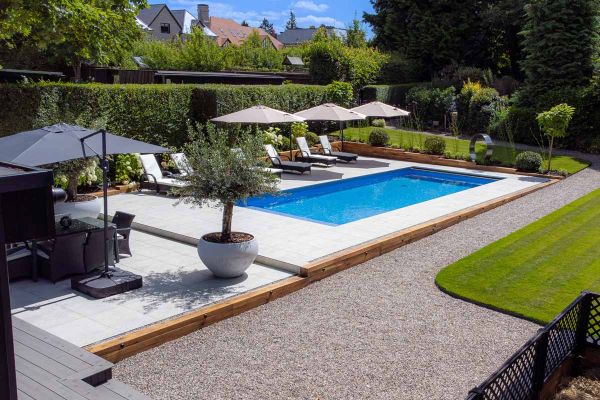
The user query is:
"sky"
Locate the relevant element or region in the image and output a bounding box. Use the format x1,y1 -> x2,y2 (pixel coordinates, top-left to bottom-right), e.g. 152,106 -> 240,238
163,0 -> 375,36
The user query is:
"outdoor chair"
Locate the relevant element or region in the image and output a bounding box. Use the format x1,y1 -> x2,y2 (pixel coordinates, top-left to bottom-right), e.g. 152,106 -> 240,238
6,244 -> 32,281
35,232 -> 87,283
294,137 -> 337,166
112,211 -> 135,257
139,154 -> 187,194
84,228 -> 116,273
319,135 -> 358,163
170,153 -> 192,176
231,147 -> 283,177
264,144 -> 311,174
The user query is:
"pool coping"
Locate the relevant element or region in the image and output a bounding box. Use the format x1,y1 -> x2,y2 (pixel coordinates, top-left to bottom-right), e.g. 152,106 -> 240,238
86,176 -> 558,363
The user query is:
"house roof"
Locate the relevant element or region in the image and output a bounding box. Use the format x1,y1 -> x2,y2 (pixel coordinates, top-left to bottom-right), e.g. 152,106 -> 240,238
137,4 -> 182,32
278,27 -> 344,45
171,10 -> 189,30
208,17 -> 283,50
137,4 -> 164,26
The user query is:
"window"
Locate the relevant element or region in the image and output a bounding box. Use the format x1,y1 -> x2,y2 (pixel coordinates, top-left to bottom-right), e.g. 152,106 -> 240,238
160,23 -> 170,34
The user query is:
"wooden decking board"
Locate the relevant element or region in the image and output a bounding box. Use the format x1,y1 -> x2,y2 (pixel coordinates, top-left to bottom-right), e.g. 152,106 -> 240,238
16,356 -> 89,400
13,318 -> 149,400
13,318 -> 104,366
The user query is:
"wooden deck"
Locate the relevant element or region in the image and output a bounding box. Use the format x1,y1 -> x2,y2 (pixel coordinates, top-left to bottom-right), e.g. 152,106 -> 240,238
13,318 -> 149,400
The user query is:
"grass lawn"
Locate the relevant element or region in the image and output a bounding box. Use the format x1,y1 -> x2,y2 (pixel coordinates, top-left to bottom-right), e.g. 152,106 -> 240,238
331,127 -> 589,175
435,189 -> 600,323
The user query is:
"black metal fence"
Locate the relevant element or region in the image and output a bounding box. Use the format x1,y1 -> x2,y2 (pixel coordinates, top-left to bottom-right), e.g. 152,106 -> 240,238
466,291 -> 600,400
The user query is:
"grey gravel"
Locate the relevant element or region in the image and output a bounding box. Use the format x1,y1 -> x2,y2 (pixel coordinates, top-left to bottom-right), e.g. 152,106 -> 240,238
114,155 -> 600,400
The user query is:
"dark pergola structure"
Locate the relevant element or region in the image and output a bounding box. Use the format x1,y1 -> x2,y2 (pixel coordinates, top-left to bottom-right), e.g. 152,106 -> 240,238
0,162 -> 54,400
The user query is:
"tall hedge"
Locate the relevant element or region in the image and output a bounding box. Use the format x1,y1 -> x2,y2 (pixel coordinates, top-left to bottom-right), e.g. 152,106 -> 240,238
360,82 -> 429,106
0,83 -> 333,147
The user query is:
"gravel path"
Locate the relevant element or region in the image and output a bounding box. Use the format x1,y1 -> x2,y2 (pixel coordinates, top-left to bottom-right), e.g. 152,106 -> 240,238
114,156 -> 600,400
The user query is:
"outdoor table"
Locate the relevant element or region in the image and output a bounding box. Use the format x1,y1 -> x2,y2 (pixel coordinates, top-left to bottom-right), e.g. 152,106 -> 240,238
30,217 -> 117,281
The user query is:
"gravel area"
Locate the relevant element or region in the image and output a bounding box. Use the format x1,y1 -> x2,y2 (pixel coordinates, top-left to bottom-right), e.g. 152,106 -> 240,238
114,156 -> 600,400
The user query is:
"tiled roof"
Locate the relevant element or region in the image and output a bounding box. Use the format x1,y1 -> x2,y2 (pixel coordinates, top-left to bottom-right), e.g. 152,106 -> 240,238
278,28 -> 319,45
137,4 -> 165,26
208,17 -> 283,50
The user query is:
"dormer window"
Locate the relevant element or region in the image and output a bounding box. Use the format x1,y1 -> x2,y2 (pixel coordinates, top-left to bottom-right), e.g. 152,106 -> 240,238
161,23 -> 170,34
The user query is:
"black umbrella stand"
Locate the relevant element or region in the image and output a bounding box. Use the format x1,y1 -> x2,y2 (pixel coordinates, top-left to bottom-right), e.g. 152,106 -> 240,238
71,129 -> 142,299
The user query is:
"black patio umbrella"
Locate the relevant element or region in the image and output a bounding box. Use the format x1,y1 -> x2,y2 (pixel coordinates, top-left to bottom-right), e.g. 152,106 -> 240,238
0,123 -> 169,298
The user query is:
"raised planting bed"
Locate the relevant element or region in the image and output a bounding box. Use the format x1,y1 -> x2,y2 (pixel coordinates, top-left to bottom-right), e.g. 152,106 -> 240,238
466,291 -> 600,400
341,141 -> 566,179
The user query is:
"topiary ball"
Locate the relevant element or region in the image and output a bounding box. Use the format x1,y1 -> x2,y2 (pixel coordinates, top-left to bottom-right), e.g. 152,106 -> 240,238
368,128 -> 390,147
423,136 -> 446,155
371,118 -> 385,128
515,151 -> 543,172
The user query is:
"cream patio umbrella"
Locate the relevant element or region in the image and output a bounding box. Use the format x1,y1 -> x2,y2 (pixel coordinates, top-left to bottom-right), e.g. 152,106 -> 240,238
351,101 -> 410,118
294,103 -> 366,150
211,105 -> 305,159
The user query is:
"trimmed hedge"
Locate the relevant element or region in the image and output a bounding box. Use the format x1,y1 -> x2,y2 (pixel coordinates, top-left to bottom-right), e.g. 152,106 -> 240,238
360,82 -> 427,106
0,83 -> 333,147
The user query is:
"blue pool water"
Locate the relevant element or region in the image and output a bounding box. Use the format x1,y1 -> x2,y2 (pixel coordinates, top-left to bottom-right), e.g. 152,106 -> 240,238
242,167 -> 500,225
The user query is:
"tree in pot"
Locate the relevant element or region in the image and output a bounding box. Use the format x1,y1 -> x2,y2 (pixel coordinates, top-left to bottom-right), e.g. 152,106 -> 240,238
173,123 -> 279,278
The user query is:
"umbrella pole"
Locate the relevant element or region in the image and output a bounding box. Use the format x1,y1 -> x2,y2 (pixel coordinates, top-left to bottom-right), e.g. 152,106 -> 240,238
101,130 -> 110,276
340,121 -> 344,151
289,130 -> 293,160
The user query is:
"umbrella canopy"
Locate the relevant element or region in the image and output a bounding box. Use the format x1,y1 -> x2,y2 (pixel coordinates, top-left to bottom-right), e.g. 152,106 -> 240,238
211,105 -> 305,124
0,123 -> 168,166
351,101 -> 410,118
294,103 -> 366,121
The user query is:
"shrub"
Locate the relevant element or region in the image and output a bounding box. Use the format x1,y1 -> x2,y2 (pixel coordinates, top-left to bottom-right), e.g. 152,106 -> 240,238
324,81 -> 353,107
406,86 -> 456,124
515,151 -> 543,172
369,128 -> 389,146
423,136 -> 446,155
305,131 -> 319,146
361,82 -> 430,106
457,80 -> 504,135
371,118 -> 385,128
114,153 -> 142,185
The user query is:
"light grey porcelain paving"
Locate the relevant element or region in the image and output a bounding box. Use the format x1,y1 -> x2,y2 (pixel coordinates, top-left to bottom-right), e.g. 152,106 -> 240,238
108,157 -> 548,270
10,231 -> 292,346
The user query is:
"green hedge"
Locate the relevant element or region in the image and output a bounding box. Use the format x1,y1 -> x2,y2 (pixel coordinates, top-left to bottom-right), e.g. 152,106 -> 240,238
360,82 -> 427,106
0,83 -> 332,147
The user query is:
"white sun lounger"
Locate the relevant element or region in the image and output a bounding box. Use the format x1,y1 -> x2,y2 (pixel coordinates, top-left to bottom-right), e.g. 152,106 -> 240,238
170,152 -> 192,176
295,136 -> 337,166
139,154 -> 187,193
319,135 -> 358,163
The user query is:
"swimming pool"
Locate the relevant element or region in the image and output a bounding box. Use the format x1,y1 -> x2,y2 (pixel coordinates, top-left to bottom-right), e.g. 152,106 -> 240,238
242,167 -> 500,225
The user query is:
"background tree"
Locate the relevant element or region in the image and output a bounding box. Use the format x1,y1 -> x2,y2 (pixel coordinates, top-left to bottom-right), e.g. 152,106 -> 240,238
241,20 -> 249,27
285,11 -> 297,30
364,0 -> 509,76
520,0 -> 598,108
259,18 -> 277,37
0,0 -> 147,78
345,19 -> 367,48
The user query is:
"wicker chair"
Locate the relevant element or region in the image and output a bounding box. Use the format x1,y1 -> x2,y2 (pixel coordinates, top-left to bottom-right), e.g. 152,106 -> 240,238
84,228 -> 116,272
36,233 -> 87,283
112,211 -> 135,257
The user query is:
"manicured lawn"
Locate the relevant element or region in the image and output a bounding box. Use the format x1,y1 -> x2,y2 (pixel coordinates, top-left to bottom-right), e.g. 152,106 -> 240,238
331,127 -> 589,175
435,189 -> 600,323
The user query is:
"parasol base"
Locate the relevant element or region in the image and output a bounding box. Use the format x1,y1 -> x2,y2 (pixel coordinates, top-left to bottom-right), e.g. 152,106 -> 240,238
71,267 -> 142,299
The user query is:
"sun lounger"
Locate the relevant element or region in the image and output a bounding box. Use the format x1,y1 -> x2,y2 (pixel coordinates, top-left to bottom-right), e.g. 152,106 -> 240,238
232,148 -> 283,177
170,153 -> 192,176
319,135 -> 358,163
295,137 -> 337,166
139,154 -> 187,193
264,144 -> 311,174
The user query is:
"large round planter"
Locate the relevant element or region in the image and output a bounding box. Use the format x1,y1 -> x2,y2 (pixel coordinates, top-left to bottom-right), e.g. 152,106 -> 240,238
197,234 -> 258,278
54,196 -> 102,220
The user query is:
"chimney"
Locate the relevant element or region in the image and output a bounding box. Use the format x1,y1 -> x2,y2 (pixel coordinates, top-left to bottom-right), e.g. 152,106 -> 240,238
197,4 -> 209,27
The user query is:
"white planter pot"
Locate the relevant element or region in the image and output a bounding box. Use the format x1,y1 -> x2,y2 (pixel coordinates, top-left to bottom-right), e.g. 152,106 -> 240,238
197,234 -> 258,278
54,196 -> 102,220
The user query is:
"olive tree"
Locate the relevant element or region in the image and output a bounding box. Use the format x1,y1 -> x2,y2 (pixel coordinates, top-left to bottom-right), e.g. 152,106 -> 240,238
173,124 -> 279,243
536,103 -> 575,172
